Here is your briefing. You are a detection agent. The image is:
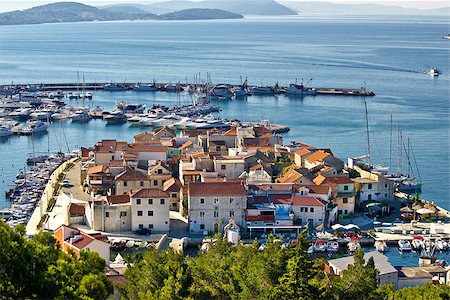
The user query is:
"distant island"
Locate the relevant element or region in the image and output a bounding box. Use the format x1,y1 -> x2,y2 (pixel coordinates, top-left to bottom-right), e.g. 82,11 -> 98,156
0,2 -> 243,26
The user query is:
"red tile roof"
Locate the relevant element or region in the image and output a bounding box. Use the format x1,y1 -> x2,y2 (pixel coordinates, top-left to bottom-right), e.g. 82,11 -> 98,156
189,182 -> 246,197
71,232 -> 95,249
69,203 -> 85,215
295,148 -> 311,156
115,170 -> 149,181
163,178 -> 182,192
277,169 -> 303,184
322,176 -> 353,185
130,188 -> 170,198
107,194 -> 130,205
246,214 -> 275,221
291,196 -> 326,207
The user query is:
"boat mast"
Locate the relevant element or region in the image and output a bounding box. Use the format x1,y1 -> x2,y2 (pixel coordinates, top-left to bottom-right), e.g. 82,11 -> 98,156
389,115 -> 392,171
364,100 -> 371,165
397,123 -> 402,175
407,137 -> 411,178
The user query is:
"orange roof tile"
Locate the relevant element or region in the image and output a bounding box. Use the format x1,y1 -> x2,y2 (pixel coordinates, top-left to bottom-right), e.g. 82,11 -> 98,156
87,165 -> 107,175
131,188 -> 169,198
295,148 -> 311,156
305,150 -> 330,163
291,196 -> 326,207
277,169 -> 303,184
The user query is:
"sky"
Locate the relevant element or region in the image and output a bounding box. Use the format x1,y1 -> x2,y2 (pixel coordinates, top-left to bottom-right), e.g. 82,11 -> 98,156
0,0 -> 448,13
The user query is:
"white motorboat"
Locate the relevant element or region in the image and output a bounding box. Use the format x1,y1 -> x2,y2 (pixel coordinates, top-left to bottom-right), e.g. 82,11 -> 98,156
71,110 -> 92,122
104,110 -> 127,124
51,110 -> 71,120
326,241 -> 339,253
252,82 -> 279,95
151,114 -> 181,128
115,101 -> 146,114
233,87 -> 251,98
374,240 -> 388,252
428,67 -> 439,76
313,239 -> 327,253
9,107 -> 33,120
30,108 -> 53,121
20,121 -> 48,135
211,85 -> 234,99
398,239 -> 412,252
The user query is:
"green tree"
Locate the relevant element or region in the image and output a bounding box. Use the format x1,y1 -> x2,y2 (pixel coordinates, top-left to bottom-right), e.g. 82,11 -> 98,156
382,282 -> 450,300
121,247 -> 190,300
269,230 -> 322,300
332,249 -> 382,300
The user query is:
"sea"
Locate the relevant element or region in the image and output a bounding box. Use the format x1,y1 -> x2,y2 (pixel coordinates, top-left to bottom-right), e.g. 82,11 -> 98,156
0,15 -> 449,264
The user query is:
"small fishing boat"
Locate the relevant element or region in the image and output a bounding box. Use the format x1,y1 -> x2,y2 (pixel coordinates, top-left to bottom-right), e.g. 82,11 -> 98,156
398,240 -> 412,252
326,241 -> 339,253
411,236 -> 424,251
374,240 -> 388,252
313,239 -> 327,253
428,67 -> 439,76
347,237 -> 361,253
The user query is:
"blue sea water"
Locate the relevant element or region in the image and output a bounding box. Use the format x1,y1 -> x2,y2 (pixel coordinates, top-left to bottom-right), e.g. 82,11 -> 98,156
0,15 -> 448,216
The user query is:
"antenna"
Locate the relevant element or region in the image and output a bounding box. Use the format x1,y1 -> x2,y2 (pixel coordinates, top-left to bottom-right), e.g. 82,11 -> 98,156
389,115 -> 392,171
364,100 -> 371,165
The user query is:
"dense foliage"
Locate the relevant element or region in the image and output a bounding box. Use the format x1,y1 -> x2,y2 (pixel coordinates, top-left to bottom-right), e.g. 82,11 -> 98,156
0,221 -> 112,299
121,231 -> 450,300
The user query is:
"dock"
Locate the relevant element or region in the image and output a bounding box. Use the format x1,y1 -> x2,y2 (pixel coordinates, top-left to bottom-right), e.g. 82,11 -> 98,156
0,81 -> 375,97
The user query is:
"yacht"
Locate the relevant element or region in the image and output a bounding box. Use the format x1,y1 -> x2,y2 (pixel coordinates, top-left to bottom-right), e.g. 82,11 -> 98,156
90,106 -> 104,119
9,107 -> 33,120
233,87 -> 251,98
411,236 -> 424,251
0,126 -> 13,137
151,114 -> 181,128
115,101 -> 145,114
20,121 -> 48,135
71,110 -> 92,122
17,93 -> 42,106
164,83 -> 179,92
104,110 -> 127,124
51,110 -> 71,120
29,108 -> 53,121
428,68 -> 439,76
286,83 -> 317,95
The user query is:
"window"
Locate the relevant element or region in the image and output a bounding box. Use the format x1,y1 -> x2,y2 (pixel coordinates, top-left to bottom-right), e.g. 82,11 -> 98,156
153,180 -> 158,186
230,211 -> 234,217
300,207 -> 306,213
200,211 -> 205,218
200,224 -> 205,230
385,193 -> 388,198
140,181 -> 144,187
120,211 -> 127,217
368,183 -> 373,190
148,224 -> 153,229
368,194 -> 372,200
172,203 -> 177,207
214,198 -> 219,204
344,210 -> 348,215
200,198 -> 205,204
216,146 -> 221,152
105,212 -> 109,217
139,224 -> 143,229
385,183 -> 388,188
343,197 -> 348,204
148,210 -> 153,216
148,199 -> 153,205
343,185 -> 349,191
310,207 -> 314,213
137,210 -> 143,216
136,198 -> 141,205
124,181 -> 128,187
157,169 -> 162,174
221,165 -> 226,170
171,193 -> 177,198
160,199 -> 165,205
214,211 -> 219,218
229,198 -> 234,204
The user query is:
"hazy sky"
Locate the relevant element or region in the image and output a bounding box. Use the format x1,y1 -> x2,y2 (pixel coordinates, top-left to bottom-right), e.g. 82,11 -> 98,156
0,0 -> 448,13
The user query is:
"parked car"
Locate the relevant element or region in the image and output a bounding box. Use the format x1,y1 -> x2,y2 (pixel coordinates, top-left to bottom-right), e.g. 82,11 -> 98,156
134,228 -> 152,236
61,180 -> 72,187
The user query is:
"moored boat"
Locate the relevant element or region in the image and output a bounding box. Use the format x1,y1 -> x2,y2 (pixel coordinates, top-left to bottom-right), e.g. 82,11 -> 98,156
398,239 -> 412,252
